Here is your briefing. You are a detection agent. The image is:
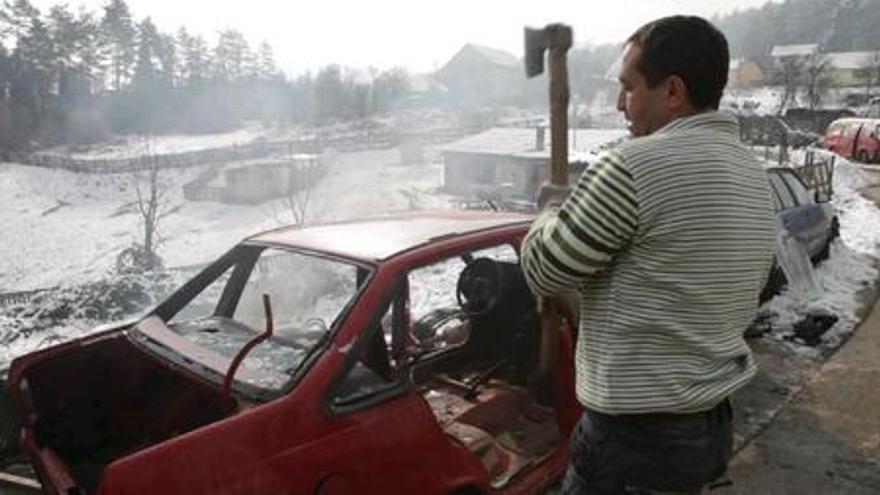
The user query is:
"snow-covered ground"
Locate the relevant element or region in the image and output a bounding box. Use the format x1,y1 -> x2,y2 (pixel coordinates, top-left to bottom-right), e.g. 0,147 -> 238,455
760,149 -> 880,357
38,124 -> 267,160
0,147 -> 448,292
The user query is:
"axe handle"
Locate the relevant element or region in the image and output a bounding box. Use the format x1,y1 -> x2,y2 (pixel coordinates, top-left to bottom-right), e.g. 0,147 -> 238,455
549,46 -> 569,187
535,43 -> 571,406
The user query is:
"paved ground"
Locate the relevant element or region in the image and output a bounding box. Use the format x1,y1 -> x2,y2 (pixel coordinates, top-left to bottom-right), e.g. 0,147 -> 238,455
720,287 -> 880,494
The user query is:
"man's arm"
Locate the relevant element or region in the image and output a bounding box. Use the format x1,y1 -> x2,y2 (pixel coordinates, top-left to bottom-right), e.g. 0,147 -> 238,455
521,149 -> 638,296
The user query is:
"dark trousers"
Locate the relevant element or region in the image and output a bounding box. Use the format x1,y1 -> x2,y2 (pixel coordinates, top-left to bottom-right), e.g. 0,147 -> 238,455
561,399 -> 733,494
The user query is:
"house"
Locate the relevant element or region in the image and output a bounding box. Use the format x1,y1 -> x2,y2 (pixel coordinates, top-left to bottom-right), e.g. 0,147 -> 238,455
728,58 -> 765,88
439,127 -> 627,200
435,44 -> 523,105
184,154 -> 322,205
770,44 -> 820,67
825,51 -> 880,87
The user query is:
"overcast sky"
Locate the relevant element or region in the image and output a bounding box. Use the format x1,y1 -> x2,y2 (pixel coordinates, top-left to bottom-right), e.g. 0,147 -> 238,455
30,0 -> 779,75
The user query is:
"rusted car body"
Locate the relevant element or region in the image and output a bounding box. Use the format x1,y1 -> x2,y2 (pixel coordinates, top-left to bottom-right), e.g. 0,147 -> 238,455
9,211 -> 580,495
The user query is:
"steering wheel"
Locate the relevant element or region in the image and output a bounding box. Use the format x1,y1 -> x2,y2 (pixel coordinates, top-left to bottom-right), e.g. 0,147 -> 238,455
456,258 -> 504,316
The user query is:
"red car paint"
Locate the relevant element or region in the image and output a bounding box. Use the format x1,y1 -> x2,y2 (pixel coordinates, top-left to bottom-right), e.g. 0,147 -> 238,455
9,212 -> 581,495
822,118 -> 880,163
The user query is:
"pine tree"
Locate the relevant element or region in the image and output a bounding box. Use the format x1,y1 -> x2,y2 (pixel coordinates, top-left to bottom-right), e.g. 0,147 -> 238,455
257,40 -> 278,80
155,32 -> 178,88
0,0 -> 39,47
132,16 -> 158,88
181,30 -> 209,87
212,28 -> 249,82
0,41 -> 10,97
100,0 -> 136,91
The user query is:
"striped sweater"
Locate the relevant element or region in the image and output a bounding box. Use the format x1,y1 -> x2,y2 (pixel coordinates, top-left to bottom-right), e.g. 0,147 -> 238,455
521,111 -> 777,414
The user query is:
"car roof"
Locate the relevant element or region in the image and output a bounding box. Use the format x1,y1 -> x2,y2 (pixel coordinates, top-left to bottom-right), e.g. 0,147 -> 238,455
247,210 -> 533,262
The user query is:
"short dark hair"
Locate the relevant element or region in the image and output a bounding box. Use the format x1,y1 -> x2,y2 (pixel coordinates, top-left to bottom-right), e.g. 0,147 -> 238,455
627,16 -> 729,110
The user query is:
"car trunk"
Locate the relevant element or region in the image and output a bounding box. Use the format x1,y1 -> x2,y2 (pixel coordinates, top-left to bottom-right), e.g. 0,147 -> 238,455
16,332 -> 238,494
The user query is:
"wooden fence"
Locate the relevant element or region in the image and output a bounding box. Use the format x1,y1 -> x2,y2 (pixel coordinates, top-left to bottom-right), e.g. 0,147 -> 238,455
0,288 -> 53,308
791,150 -> 835,201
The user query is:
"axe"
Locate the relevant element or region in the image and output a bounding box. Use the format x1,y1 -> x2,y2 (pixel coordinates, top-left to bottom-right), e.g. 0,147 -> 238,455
524,23 -> 573,405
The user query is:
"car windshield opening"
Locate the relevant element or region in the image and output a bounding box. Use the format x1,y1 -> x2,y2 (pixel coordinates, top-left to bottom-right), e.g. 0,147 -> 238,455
141,244 -> 367,396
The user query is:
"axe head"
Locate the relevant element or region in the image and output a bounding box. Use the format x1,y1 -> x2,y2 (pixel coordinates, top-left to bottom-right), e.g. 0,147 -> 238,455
524,27 -> 548,78
524,23 -> 573,78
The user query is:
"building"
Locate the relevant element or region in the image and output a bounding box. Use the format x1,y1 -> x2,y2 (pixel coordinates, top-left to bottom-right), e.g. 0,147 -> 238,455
770,44 -> 820,67
440,127 -> 627,200
729,58 -> 765,88
825,51 -> 880,87
184,155 -> 323,205
435,44 -> 523,105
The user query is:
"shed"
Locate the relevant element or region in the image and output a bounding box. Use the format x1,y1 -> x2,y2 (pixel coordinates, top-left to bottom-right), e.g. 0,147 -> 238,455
440,127 -> 627,200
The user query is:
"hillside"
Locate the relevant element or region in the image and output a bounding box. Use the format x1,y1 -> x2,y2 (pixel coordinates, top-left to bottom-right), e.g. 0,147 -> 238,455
715,0 -> 880,61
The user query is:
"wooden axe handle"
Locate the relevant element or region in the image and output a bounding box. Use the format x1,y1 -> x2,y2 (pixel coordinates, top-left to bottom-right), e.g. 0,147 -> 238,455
535,29 -> 572,406
549,46 -> 570,187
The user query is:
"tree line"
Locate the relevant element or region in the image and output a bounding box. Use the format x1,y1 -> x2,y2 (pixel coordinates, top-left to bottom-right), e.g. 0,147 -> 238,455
0,0 -> 410,150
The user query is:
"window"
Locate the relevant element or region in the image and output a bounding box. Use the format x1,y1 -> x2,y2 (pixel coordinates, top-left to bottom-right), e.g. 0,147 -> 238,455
149,245 -> 364,396
767,170 -> 810,210
169,265 -> 234,324
333,285 -> 406,406
332,243 -> 520,408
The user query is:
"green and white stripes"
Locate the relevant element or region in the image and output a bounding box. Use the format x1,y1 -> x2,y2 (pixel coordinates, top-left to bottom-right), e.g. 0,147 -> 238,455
521,112 -> 777,414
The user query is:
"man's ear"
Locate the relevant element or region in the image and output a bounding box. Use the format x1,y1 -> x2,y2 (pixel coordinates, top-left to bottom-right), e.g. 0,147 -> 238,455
665,75 -> 691,111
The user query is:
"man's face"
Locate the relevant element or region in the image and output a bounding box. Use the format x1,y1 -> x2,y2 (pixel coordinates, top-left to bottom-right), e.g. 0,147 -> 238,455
616,42 -> 673,137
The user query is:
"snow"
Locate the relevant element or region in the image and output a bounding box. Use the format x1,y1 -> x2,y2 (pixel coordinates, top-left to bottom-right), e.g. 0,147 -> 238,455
760,150 -> 880,357
38,125 -> 266,160
0,147 -> 449,292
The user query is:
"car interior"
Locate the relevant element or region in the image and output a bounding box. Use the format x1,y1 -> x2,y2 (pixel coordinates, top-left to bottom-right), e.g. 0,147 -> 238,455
333,248 -> 565,488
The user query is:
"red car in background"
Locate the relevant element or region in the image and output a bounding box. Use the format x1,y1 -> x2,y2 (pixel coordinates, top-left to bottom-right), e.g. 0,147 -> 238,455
821,117 -> 880,163
8,211 -> 580,495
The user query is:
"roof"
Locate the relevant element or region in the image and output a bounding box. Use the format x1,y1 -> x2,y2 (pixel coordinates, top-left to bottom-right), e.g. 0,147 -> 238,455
247,211 -> 532,261
771,44 -> 819,58
439,127 -> 627,162
464,44 -> 519,68
437,44 -> 520,77
825,51 -> 880,70
408,73 -> 448,94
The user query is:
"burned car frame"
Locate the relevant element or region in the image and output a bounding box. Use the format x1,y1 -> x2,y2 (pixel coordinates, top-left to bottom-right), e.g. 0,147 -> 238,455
8,211 -> 582,495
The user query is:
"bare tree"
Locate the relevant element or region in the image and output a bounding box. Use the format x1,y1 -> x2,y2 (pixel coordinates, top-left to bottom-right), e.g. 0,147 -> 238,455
802,54 -> 830,110
858,52 -> 880,97
775,58 -> 804,115
118,139 -> 173,273
281,156 -> 322,224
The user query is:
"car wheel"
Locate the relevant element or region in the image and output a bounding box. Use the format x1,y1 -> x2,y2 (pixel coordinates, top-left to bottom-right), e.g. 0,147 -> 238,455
874,151 -> 880,164
813,217 -> 839,264
759,265 -> 787,305
858,150 -> 870,163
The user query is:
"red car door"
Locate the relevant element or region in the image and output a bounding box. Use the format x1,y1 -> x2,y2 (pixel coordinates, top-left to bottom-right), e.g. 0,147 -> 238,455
308,284 -> 486,494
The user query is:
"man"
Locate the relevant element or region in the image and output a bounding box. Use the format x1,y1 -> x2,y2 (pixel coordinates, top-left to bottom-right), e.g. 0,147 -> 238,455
520,16 -> 777,494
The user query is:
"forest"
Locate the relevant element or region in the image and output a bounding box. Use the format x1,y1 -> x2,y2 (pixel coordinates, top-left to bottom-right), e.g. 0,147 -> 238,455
0,0 -> 409,149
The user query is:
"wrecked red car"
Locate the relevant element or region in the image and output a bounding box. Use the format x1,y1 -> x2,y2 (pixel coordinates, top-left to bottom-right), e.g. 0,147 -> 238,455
8,211 -> 580,494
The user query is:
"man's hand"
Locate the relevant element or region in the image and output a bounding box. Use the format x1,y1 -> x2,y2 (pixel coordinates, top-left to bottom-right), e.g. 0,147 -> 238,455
536,182 -> 572,210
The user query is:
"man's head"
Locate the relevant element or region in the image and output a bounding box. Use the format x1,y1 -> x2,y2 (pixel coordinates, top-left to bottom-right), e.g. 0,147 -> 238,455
617,16 -> 729,136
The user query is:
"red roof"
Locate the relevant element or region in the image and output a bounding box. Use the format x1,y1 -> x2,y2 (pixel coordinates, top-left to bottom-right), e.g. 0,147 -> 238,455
247,210 -> 532,261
